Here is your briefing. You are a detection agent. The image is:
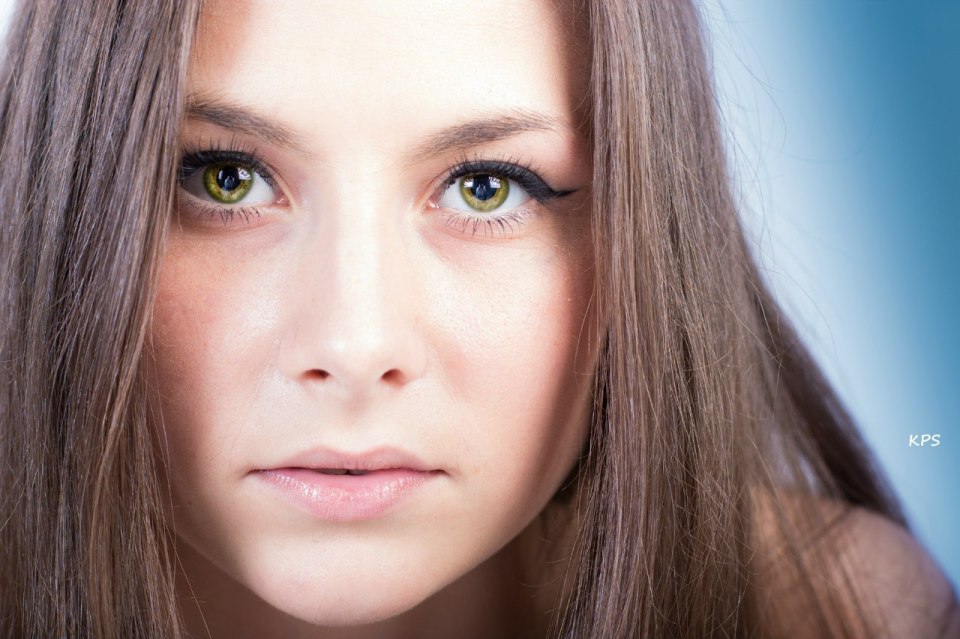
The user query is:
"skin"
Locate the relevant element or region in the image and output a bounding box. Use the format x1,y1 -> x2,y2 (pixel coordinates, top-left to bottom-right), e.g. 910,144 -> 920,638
145,1 -> 597,637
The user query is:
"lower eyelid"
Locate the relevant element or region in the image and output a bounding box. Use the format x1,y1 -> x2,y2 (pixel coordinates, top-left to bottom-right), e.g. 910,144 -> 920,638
439,205 -> 538,239
176,196 -> 266,226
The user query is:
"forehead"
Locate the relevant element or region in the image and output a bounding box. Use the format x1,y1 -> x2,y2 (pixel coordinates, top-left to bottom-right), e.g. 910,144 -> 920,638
188,0 -> 589,151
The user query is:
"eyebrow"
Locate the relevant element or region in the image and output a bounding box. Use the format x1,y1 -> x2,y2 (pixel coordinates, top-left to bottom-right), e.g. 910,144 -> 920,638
406,108 -> 562,163
185,94 -> 565,163
186,95 -> 311,155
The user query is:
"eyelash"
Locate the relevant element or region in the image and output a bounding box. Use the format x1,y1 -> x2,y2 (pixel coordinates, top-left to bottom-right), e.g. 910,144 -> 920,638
176,145 -> 573,236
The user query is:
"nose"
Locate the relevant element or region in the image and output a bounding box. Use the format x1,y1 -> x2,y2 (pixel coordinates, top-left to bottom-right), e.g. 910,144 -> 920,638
277,194 -> 427,400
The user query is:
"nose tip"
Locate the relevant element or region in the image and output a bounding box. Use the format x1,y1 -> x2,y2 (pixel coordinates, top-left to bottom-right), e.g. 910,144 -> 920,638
278,277 -> 429,400
300,338 -> 424,394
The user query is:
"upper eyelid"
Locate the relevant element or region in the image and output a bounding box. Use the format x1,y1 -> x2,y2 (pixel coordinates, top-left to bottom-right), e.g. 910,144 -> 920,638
443,153 -> 545,180
178,148 -> 281,191
438,158 -> 572,204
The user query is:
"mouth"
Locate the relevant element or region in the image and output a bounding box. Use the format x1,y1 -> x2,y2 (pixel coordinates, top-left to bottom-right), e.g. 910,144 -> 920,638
254,452 -> 441,521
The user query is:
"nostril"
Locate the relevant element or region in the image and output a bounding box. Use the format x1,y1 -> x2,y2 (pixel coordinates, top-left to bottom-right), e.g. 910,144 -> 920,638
304,368 -> 403,384
381,368 -> 405,385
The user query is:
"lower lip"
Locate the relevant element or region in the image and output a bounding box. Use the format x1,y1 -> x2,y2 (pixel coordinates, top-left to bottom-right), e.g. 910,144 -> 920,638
255,467 -> 437,521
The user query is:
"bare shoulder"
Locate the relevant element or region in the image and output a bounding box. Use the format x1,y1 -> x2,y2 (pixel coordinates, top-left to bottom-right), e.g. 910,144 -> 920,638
750,489 -> 960,638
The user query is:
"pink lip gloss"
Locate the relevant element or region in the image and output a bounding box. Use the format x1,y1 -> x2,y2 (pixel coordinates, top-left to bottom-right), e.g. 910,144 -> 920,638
255,467 -> 438,521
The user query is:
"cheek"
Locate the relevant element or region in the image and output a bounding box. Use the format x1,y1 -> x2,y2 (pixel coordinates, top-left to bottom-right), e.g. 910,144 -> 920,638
429,234 -> 596,523
146,237 -> 289,494
453,269 -> 587,428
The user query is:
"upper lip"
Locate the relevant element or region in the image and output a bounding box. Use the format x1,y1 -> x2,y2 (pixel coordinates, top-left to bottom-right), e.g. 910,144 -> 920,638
260,446 -> 438,473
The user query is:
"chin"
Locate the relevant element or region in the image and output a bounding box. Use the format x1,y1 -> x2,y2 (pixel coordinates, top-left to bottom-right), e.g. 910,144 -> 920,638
251,566 -> 437,629
288,602 -> 415,629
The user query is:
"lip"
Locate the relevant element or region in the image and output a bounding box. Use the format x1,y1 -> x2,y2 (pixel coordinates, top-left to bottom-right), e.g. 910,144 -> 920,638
253,446 -> 442,521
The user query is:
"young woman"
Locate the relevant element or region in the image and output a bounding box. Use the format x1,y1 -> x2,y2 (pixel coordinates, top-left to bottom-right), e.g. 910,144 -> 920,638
0,1 -> 956,637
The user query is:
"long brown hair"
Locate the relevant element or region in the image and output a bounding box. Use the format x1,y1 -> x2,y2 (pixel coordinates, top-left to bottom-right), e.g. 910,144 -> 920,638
551,1 -> 905,637
0,1 -> 199,636
0,0 -> 904,637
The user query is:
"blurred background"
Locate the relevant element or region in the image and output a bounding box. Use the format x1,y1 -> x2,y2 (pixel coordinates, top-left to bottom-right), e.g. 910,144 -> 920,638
1,0 -> 956,590
702,0 -> 958,589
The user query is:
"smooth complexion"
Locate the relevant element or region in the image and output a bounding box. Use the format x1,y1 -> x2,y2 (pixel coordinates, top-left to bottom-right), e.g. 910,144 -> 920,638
146,1 -> 597,637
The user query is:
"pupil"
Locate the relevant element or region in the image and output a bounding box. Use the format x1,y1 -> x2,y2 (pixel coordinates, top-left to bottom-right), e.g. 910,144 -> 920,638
469,175 -> 500,201
216,166 -> 243,192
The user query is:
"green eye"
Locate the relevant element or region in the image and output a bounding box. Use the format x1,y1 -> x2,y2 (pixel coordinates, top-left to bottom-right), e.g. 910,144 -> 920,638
203,162 -> 254,204
459,174 -> 509,212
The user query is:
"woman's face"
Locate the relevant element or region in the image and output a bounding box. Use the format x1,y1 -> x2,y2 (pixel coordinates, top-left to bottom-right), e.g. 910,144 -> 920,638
147,0 -> 596,628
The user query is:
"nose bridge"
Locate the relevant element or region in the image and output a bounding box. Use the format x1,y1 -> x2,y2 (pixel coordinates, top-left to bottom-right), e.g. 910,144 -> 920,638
332,179 -> 394,311
281,173 -> 425,396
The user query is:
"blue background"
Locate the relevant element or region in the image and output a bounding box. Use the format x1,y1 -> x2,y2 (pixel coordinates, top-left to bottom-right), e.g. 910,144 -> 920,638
704,0 -> 958,589
1,0 -> 956,592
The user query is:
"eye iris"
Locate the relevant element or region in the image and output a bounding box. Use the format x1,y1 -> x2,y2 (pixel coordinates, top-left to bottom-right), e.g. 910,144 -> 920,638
459,174 -> 508,212
203,163 -> 253,204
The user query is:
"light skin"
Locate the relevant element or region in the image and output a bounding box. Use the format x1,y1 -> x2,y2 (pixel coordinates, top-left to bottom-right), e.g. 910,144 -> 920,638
145,1 -> 597,638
